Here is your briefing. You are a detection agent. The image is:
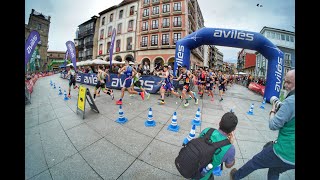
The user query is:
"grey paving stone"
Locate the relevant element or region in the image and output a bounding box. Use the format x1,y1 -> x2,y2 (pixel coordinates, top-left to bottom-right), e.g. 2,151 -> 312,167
201,113 -> 222,124
25,142 -> 48,179
237,140 -> 266,159
118,159 -> 182,180
38,104 -> 53,114
235,128 -> 266,142
50,153 -> 102,180
25,114 -> 39,129
80,138 -> 136,180
104,124 -> 153,157
58,112 -> 85,130
246,114 -> 268,122
25,126 -> 41,148
66,123 -> 102,151
51,100 -> 68,109
124,116 -> 165,138
86,115 -> 124,136
258,130 -> 279,143
150,103 -> 178,115
138,139 -> 182,176
250,121 -> 272,131
155,125 -> 189,147
214,158 -> 249,180
28,170 -> 52,180
39,119 -> 77,167
26,108 -> 38,118
54,106 -> 75,118
167,112 -> 202,133
235,118 -> 255,130
39,110 -> 58,124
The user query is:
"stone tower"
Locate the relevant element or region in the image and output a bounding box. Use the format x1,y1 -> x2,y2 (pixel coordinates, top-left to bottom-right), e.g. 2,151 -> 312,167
25,9 -> 51,71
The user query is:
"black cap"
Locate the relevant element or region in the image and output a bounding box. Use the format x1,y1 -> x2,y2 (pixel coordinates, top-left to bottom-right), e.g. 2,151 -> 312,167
182,65 -> 188,68
219,112 -> 238,133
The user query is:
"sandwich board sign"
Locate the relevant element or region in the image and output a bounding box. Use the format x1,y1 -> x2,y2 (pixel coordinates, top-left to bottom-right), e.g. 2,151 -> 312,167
76,86 -> 99,119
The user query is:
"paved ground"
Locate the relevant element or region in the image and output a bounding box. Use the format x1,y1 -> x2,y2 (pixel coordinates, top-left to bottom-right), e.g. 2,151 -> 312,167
25,74 -> 295,180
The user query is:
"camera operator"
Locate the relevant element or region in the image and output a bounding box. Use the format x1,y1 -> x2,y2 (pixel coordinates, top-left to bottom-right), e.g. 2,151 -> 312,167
230,69 -> 295,180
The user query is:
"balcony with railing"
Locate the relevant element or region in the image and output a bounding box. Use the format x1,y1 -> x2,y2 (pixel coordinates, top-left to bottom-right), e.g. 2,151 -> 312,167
150,25 -> 159,33
127,45 -> 132,50
143,1 -> 150,7
78,44 -> 84,50
140,41 -> 148,49
151,11 -> 160,19
99,50 -> 102,55
161,39 -> 170,48
162,0 -> 170,3
85,41 -> 93,48
173,21 -> 182,31
142,13 -> 149,20
150,40 -> 158,49
128,27 -> 133,32
116,47 -> 120,52
152,0 -> 160,5
284,60 -> 291,67
161,23 -> 170,32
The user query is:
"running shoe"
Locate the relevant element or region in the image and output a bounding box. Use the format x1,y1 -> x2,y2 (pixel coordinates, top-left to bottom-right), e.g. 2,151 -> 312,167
195,98 -> 199,105
219,98 -> 223,102
184,102 -> 189,107
73,85 -> 78,89
186,96 -> 192,100
110,93 -> 114,100
116,100 -> 122,105
159,101 -> 165,105
140,92 -> 145,100
179,95 -> 182,100
146,92 -> 150,100
68,94 -> 71,98
192,91 -> 197,99
93,98 -> 96,102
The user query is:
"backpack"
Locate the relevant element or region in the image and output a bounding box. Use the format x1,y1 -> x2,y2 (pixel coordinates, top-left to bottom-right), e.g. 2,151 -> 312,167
175,128 -> 231,179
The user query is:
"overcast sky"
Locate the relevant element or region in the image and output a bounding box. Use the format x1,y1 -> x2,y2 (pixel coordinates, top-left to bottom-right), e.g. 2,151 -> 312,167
25,0 -> 294,63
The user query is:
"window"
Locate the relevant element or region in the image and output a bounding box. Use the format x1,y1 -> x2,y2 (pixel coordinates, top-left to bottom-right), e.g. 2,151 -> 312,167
142,21 -> 148,31
281,34 -> 285,40
152,20 -> 158,29
266,31 -> 270,38
173,17 -> 181,27
99,44 -> 103,55
173,33 -> 181,43
128,20 -> 134,31
286,35 -> 290,41
37,24 -> 41,30
271,32 -> 275,39
130,6 -> 134,16
116,40 -> 121,52
173,2 -> 181,11
108,26 -> 112,36
163,4 -> 170,13
284,53 -> 291,60
117,23 -> 122,34
100,29 -> 104,39
162,34 -> 169,45
152,6 -> 159,15
151,35 -> 158,46
142,36 -> 148,47
276,33 -> 280,40
290,36 -> 294,42
143,9 -> 149,17
127,37 -> 132,50
110,13 -> 113,22
162,18 -> 169,28
102,17 -> 105,26
144,0 -> 150,4
119,10 -> 123,19
107,42 -> 111,53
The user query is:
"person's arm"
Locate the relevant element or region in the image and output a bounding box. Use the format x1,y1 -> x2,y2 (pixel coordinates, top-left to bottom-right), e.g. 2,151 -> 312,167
222,145 -> 236,168
269,96 -> 295,130
159,71 -> 169,78
173,73 -> 183,81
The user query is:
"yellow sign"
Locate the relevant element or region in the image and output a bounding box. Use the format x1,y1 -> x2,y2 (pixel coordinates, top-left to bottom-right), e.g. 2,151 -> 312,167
77,86 -> 86,111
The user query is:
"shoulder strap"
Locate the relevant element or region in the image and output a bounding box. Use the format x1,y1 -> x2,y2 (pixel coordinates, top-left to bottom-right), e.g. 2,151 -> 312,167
203,128 -> 215,143
203,128 -> 231,148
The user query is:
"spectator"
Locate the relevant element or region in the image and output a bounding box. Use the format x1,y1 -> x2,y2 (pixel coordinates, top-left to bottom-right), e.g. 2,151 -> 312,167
143,62 -> 150,75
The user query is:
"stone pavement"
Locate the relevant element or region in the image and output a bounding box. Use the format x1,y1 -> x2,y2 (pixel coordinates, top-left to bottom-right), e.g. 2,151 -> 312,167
25,74 -> 295,180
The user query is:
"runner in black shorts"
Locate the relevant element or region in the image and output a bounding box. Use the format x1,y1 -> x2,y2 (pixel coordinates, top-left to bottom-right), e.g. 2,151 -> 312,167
217,70 -> 227,101
93,65 -> 114,101
66,65 -> 78,98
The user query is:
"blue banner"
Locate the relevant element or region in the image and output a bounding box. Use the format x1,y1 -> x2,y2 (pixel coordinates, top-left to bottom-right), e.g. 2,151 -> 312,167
65,41 -> 77,70
25,30 -> 40,66
61,72 -> 163,94
109,28 -> 116,67
174,27 -> 284,102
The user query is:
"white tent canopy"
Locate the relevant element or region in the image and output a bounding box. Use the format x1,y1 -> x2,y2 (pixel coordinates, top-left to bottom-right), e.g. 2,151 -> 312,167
106,61 -> 125,65
92,59 -> 108,65
238,72 -> 247,75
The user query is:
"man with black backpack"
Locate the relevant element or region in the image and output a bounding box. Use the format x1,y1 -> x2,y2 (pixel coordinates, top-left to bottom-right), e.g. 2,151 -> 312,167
175,112 -> 238,180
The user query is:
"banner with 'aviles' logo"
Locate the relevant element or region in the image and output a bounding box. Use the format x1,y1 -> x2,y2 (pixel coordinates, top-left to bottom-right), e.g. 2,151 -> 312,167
25,30 -> 40,66
65,41 -> 77,70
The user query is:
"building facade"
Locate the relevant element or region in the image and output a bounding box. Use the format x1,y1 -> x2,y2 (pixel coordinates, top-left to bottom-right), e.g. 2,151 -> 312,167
96,0 -> 138,63
135,0 -> 206,71
47,51 -> 67,70
25,9 -> 51,72
76,16 -> 99,61
256,26 -> 295,78
216,50 -> 224,71
237,49 -> 256,75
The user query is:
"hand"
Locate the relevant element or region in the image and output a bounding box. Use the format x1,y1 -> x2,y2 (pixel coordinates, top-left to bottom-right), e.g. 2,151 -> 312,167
227,132 -> 235,144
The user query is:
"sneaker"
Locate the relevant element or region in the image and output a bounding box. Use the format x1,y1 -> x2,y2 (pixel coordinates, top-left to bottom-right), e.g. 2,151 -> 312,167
140,92 -> 145,100
219,98 -> 224,102
195,98 -> 199,104
159,101 -> 165,105
116,100 -> 122,105
192,92 -> 197,99
68,94 -> 71,98
179,95 -> 182,100
230,168 -> 237,180
146,92 -> 150,100
184,102 -> 189,107
93,98 -> 96,102
110,93 -> 114,100
186,96 -> 192,100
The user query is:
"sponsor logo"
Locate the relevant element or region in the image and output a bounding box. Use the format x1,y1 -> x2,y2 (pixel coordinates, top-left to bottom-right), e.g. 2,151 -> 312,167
133,80 -> 154,91
176,44 -> 184,67
213,29 -> 254,41
274,56 -> 283,92
67,43 -> 76,58
27,35 -> 38,54
83,74 -> 98,84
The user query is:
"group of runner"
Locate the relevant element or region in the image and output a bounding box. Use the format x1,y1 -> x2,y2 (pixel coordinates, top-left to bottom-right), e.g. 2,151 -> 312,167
64,59 -> 231,107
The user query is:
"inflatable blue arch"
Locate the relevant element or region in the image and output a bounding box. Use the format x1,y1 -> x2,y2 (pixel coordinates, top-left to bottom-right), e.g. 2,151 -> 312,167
174,27 -> 284,102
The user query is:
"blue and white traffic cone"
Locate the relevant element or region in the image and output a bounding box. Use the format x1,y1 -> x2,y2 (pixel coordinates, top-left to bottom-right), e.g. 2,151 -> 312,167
191,107 -> 201,126
116,105 -> 128,124
53,83 -> 56,89
63,90 -> 69,101
145,107 -> 156,127
168,112 -> 180,132
260,97 -> 266,109
58,87 -> 62,95
247,103 -> 254,115
183,124 -> 196,145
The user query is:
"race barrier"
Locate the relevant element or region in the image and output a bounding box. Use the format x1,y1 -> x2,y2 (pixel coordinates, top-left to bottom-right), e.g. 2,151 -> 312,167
60,72 -> 162,94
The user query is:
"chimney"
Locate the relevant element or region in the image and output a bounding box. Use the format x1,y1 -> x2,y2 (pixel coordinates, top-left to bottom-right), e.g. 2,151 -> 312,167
31,9 -> 34,14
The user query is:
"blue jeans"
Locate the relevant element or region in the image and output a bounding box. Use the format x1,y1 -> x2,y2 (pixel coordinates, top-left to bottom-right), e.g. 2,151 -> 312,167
233,144 -> 295,180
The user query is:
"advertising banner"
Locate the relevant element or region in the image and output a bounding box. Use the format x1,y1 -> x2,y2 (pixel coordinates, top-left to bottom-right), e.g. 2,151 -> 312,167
25,30 -> 40,66
109,28 -> 117,68
65,41 -> 77,70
